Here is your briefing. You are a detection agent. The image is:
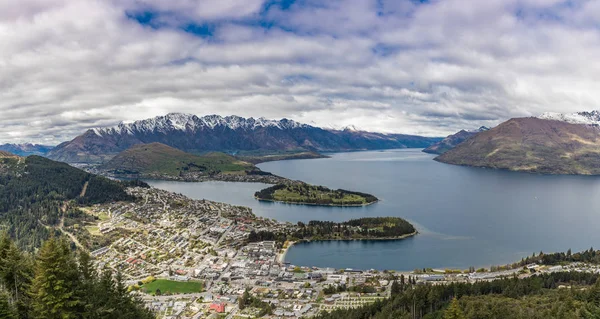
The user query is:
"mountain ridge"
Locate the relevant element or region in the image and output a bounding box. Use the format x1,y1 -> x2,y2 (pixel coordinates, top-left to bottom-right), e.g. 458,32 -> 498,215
538,110 -> 600,125
435,117 -> 600,175
423,126 -> 489,155
0,143 -> 54,156
47,113 -> 442,163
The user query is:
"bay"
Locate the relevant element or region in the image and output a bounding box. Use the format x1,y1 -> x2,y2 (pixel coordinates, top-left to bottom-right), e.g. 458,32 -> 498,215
146,149 -> 600,271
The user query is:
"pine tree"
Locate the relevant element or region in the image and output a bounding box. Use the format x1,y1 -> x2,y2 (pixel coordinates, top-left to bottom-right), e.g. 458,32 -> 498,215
391,280 -> 401,295
30,237 -> 81,319
0,292 -> 17,319
444,297 -> 465,319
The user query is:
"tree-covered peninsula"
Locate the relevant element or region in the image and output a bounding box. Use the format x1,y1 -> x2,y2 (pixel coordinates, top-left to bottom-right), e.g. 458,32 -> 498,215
248,217 -> 416,243
254,183 -> 378,206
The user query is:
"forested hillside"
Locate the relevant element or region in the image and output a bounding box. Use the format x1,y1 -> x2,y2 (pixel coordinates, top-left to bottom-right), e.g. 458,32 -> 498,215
0,234 -> 153,318
0,154 -> 141,250
315,271 -> 600,319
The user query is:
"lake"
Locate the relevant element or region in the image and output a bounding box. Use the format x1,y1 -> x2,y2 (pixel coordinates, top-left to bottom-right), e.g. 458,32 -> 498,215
146,149 -> 600,271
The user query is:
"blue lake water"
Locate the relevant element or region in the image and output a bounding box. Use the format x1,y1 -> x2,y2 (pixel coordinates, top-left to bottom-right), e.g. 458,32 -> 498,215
146,149 -> 600,271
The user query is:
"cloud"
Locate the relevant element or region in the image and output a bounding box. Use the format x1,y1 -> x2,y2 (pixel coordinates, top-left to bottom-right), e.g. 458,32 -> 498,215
1,0 -> 600,144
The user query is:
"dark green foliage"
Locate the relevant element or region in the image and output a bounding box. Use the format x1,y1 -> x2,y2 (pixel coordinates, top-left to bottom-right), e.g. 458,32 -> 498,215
0,155 -> 136,251
78,176 -> 135,204
444,298 -> 465,319
0,292 -> 17,319
30,237 -> 81,318
254,184 -> 286,200
255,183 -> 378,206
248,217 -> 415,245
238,289 -> 273,315
0,235 -> 153,319
314,272 -> 600,319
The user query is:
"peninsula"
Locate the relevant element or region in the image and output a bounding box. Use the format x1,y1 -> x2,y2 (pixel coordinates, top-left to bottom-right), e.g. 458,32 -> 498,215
97,142 -> 287,184
254,183 -> 379,206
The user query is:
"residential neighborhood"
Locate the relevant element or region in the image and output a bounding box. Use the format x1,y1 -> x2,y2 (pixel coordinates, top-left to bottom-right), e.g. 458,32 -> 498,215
80,186 -> 600,319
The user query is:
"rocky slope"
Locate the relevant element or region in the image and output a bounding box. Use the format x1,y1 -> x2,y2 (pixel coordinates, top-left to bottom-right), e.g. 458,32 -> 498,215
47,113 -> 442,163
423,126 -> 489,155
435,117 -> 600,175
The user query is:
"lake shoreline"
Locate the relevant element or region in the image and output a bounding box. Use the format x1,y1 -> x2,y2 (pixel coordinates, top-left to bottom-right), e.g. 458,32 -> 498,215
279,231 -> 419,265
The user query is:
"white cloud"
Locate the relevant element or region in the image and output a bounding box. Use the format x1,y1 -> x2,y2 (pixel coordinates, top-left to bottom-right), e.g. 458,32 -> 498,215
1,0 -> 600,144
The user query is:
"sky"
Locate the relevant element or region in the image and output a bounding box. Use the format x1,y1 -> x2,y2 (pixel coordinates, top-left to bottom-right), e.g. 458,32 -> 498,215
1,0 -> 600,145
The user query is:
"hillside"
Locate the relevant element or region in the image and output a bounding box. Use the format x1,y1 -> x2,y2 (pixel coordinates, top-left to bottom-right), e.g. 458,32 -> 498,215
436,117 -> 600,175
47,113 -> 442,163
100,142 -> 254,175
99,142 -> 285,183
423,126 -> 489,155
0,154 -> 140,250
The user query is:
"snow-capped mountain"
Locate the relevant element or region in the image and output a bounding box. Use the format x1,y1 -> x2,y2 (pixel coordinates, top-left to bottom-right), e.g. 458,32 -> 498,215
469,126 -> 490,133
0,143 -> 54,156
47,113 -> 441,163
92,113 -> 310,137
538,111 -> 600,125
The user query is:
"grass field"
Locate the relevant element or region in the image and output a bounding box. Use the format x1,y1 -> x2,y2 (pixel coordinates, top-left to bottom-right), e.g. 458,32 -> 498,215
273,188 -> 367,204
143,279 -> 203,295
85,225 -> 100,236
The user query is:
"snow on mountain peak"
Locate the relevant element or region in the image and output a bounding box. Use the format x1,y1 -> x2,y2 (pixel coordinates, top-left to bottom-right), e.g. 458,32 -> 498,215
538,111 -> 600,125
342,125 -> 362,132
90,114 -> 311,136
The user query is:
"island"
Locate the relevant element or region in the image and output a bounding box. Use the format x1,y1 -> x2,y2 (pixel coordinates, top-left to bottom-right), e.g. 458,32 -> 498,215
254,183 -> 378,206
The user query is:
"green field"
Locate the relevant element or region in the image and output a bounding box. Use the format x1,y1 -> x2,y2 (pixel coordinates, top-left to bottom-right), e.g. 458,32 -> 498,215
255,183 -> 378,206
143,279 -> 203,295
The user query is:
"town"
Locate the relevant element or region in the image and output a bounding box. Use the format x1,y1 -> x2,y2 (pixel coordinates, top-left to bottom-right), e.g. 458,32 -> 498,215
78,186 -> 600,319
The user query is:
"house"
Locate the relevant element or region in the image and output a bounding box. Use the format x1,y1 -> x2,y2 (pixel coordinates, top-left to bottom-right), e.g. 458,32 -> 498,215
209,302 -> 226,313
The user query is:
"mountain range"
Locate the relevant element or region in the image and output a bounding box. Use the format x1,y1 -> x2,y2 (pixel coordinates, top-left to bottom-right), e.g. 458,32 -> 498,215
0,143 -> 54,156
423,126 -> 489,155
436,116 -> 600,175
47,113 -> 442,163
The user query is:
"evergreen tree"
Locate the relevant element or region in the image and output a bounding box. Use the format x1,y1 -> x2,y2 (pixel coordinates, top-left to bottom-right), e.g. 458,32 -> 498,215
30,237 -> 80,319
443,298 -> 465,319
0,292 -> 17,319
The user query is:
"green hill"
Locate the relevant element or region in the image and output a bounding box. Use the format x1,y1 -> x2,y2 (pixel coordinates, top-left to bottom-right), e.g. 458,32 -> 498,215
0,154 -> 140,250
100,142 -> 257,178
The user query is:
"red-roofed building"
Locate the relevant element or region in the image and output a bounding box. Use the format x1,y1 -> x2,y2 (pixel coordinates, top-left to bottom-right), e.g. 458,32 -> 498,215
209,302 -> 226,313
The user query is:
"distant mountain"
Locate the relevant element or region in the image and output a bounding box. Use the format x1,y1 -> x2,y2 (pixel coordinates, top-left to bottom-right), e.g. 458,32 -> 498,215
100,142 -> 256,177
423,126 -> 489,155
435,117 -> 600,175
0,143 -> 54,156
47,113 -> 442,163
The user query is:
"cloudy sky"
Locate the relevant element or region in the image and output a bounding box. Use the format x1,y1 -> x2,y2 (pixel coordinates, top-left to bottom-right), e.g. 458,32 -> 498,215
2,0 -> 600,144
